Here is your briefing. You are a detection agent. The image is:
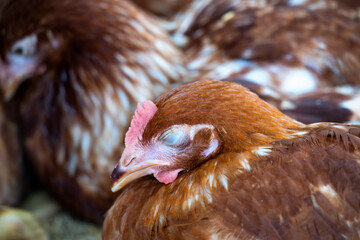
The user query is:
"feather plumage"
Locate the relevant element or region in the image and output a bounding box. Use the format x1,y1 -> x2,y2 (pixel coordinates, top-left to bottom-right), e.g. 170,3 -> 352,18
175,0 -> 360,123
103,80 -> 360,239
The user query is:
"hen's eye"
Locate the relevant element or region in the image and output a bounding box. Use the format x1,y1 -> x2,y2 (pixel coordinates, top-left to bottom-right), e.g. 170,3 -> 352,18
11,46 -> 27,56
159,129 -> 189,146
10,34 -> 38,57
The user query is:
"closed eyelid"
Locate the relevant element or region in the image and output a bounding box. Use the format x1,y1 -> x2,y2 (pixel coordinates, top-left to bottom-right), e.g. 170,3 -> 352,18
159,129 -> 173,141
159,129 -> 189,146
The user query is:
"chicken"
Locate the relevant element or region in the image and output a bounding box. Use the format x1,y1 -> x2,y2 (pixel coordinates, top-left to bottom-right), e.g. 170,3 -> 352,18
0,98 -> 22,206
103,80 -> 360,239
0,0 -> 186,223
174,0 -> 360,123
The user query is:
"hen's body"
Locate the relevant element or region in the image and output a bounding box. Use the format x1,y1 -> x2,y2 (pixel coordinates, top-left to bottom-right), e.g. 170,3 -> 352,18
0,0 -> 185,223
174,0 -> 360,123
103,80 -> 360,239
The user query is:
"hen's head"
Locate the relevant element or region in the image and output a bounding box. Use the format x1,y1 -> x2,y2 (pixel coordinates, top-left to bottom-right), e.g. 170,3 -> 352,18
111,80 -> 303,192
0,0 -> 74,99
0,0 -> 141,100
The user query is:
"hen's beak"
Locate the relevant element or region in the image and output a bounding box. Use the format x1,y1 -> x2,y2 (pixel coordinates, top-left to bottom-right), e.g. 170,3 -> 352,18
0,76 -> 23,101
110,154 -> 169,192
0,58 -> 46,101
0,61 -> 22,100
111,163 -> 154,192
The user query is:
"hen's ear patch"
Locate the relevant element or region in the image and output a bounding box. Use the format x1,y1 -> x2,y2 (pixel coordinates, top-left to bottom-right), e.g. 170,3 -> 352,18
125,100 -> 157,146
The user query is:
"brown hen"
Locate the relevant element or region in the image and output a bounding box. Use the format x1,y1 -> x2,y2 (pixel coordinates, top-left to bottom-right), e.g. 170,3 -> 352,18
0,0 -> 186,223
104,80 -> 360,239
174,0 -> 360,123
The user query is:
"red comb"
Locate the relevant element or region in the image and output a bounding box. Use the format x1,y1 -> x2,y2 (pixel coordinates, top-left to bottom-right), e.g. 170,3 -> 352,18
125,100 -> 158,146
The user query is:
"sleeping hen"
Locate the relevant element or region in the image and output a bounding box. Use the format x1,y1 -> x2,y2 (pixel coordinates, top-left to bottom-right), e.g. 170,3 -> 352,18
104,80 -> 360,239
0,0 -> 185,223
175,0 -> 360,123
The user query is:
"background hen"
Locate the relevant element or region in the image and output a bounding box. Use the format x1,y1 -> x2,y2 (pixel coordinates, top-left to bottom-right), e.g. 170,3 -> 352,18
0,0 -> 186,223
104,80 -> 360,239
170,0 -> 360,123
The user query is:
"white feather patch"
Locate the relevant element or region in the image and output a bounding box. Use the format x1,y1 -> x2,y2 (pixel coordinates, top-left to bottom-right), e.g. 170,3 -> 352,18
208,174 -> 215,188
341,96 -> 360,121
319,184 -> 338,198
292,131 -> 308,136
244,69 -> 271,85
240,158 -> 252,171
253,147 -> 272,157
280,100 -> 296,110
288,0 -> 308,6
220,175 -> 229,190
280,69 -> 317,95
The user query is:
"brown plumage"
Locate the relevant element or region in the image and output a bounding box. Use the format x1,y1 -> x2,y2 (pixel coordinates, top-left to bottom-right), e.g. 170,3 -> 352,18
174,0 -> 360,123
0,0 -> 186,223
103,80 -> 360,239
0,99 -> 22,206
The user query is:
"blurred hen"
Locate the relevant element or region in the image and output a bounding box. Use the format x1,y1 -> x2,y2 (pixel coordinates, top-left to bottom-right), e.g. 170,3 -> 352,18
174,0 -> 360,123
0,0 -> 186,223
